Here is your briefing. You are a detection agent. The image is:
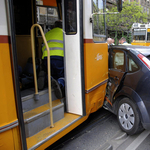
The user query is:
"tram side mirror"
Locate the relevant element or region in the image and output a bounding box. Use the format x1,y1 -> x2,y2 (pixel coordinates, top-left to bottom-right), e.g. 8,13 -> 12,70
116,0 -> 122,12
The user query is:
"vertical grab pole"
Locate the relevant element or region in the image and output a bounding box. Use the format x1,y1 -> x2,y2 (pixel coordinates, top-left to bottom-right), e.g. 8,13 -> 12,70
31,25 -> 38,97
31,24 -> 54,127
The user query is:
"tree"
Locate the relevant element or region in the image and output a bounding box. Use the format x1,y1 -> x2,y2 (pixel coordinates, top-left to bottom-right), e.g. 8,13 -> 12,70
106,1 -> 148,43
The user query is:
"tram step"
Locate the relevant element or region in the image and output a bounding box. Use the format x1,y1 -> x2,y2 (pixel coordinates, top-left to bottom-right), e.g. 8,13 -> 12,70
21,88 -> 58,112
24,99 -> 64,138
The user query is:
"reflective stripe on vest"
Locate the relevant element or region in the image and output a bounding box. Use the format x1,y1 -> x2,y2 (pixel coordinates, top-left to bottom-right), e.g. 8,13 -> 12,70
42,40 -> 63,47
43,47 -> 64,53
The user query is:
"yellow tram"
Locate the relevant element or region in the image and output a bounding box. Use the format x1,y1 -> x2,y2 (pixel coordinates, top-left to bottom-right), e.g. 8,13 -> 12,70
131,23 -> 150,46
0,0 -> 121,149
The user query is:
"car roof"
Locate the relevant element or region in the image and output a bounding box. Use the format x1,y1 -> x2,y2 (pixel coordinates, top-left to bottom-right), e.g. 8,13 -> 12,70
109,45 -> 150,56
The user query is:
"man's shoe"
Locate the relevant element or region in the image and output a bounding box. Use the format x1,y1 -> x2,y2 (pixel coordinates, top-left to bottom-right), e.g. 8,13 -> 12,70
37,71 -> 45,90
59,84 -> 65,98
51,78 -> 63,99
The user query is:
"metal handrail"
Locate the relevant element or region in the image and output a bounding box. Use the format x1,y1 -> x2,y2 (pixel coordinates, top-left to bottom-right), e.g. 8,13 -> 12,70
31,24 -> 54,127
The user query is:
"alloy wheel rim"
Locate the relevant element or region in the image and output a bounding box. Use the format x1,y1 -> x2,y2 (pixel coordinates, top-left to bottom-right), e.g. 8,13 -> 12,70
118,103 -> 135,130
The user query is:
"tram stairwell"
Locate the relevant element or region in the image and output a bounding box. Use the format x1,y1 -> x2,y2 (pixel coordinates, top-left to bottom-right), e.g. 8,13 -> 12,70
21,89 -> 65,138
21,24 -> 65,138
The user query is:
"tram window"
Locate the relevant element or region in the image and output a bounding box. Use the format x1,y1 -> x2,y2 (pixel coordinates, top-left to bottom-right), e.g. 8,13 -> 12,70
133,36 -> 138,40
139,36 -> 145,40
92,0 -> 106,42
133,29 -> 146,41
133,35 -> 145,41
36,6 -> 59,36
64,0 -> 77,35
14,1 -> 32,35
147,32 -> 150,41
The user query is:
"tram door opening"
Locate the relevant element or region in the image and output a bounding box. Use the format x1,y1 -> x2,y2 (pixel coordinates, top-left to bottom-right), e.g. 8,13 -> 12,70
13,0 -> 84,119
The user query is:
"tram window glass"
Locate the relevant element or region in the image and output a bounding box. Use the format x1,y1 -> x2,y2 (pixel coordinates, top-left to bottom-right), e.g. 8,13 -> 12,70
147,32 -> 150,41
133,35 -> 145,41
92,0 -> 106,42
133,29 -> 146,41
14,1 -> 32,35
64,0 -> 77,35
36,4 -> 58,36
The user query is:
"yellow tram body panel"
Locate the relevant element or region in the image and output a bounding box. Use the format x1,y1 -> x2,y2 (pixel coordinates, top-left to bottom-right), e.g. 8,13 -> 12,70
132,23 -> 150,46
0,42 -> 21,149
0,129 -> 15,149
131,42 -> 150,46
84,42 -> 108,114
0,43 -> 17,124
85,83 -> 107,114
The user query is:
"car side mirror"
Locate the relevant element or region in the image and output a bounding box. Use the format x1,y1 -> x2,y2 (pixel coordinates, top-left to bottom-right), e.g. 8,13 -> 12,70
116,0 -> 122,12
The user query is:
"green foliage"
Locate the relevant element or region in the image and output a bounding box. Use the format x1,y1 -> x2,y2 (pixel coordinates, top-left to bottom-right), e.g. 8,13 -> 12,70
106,1 -> 148,32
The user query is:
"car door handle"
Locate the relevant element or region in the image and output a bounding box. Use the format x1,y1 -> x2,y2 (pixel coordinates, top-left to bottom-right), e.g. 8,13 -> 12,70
114,76 -> 119,80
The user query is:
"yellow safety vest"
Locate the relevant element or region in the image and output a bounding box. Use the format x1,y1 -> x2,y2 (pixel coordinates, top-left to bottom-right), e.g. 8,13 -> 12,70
42,27 -> 64,59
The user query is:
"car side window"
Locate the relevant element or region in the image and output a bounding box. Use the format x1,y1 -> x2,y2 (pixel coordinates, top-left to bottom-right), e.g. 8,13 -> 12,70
128,56 -> 139,72
109,50 -> 125,72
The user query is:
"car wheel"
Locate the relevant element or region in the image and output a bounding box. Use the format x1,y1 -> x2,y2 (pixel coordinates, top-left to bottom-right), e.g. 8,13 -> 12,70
117,98 -> 143,135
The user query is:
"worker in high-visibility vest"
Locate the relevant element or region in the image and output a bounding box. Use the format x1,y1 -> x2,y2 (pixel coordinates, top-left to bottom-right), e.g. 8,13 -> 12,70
38,20 -> 65,99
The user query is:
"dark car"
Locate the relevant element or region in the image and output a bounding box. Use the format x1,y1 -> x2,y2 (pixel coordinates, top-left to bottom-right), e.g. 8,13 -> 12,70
104,45 -> 150,135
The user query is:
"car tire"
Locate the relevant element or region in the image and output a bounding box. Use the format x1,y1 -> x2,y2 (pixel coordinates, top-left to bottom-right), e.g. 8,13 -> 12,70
117,97 -> 143,135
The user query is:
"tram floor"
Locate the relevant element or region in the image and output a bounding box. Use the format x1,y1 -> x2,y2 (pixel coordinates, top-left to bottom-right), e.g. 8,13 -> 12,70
47,108 -> 150,150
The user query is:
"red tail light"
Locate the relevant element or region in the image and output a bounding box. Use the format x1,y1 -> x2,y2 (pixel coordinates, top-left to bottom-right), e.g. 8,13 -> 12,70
138,54 -> 150,69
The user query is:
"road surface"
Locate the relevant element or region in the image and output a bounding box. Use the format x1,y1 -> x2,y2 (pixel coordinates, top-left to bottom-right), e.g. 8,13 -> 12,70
47,108 -> 150,150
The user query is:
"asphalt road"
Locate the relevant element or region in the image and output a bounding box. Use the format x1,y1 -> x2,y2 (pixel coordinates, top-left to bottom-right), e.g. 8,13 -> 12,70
47,108 -> 114,150
47,108 -> 150,150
